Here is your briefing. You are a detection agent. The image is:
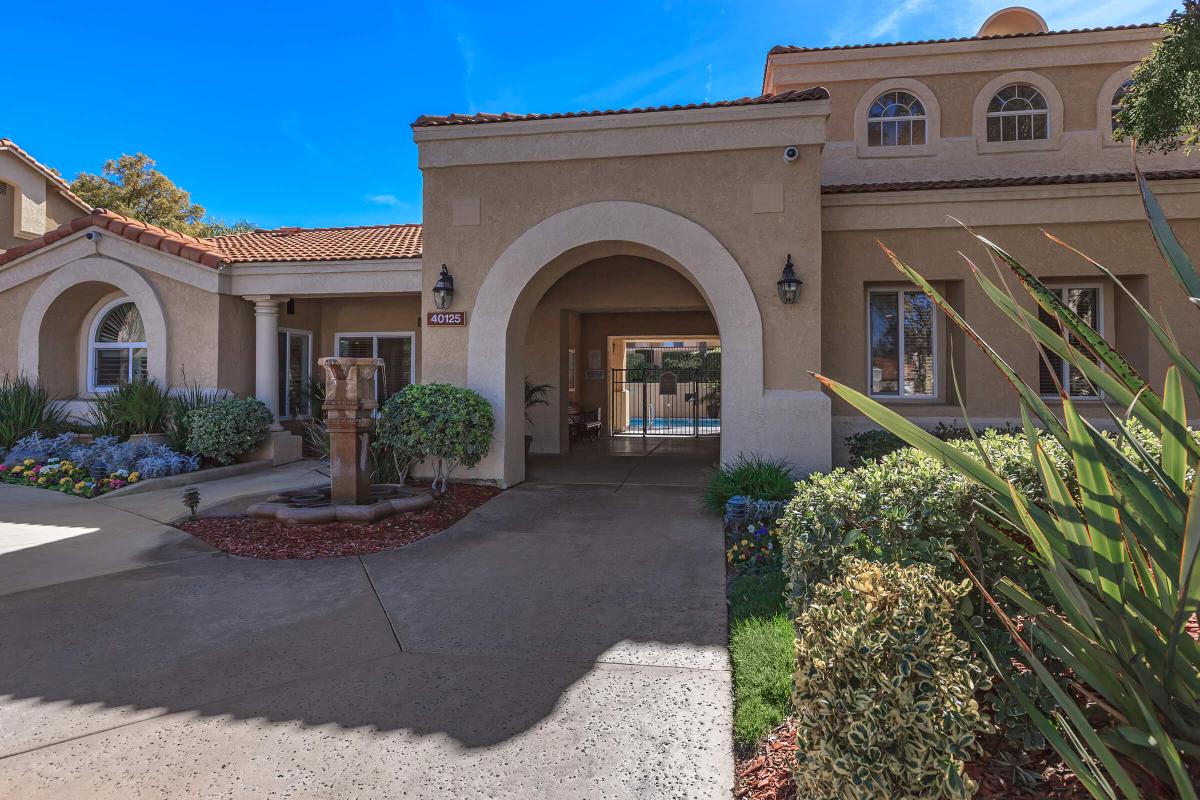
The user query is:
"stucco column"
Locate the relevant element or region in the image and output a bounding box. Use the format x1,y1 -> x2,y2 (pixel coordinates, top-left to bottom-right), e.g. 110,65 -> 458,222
247,295 -> 285,431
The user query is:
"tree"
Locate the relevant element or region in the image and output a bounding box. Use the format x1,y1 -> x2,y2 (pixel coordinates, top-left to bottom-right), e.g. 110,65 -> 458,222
70,153 -> 254,237
1115,2 -> 1200,153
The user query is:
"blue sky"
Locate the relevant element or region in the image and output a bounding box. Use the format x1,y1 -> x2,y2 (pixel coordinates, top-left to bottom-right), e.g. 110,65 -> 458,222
5,0 -> 1177,229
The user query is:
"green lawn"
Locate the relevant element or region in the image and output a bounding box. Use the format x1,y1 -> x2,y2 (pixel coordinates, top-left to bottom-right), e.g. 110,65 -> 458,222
728,570 -> 794,752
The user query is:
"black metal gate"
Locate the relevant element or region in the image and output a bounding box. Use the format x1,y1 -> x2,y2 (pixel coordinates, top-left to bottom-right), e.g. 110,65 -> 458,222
610,367 -> 720,436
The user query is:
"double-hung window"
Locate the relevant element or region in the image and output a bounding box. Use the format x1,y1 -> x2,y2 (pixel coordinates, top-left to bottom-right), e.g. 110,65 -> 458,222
1038,286 -> 1103,399
334,332 -> 415,404
277,329 -> 312,419
868,289 -> 937,399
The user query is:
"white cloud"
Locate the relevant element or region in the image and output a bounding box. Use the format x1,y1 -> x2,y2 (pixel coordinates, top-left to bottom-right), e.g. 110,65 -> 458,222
867,0 -> 931,40
365,194 -> 405,207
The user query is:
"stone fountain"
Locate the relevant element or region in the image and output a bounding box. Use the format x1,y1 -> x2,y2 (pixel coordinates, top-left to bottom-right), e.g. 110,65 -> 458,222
247,357 -> 432,524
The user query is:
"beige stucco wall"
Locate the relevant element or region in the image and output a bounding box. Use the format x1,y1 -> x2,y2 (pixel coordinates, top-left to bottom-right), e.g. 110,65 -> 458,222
822,206 -> 1200,461
767,28 -> 1195,185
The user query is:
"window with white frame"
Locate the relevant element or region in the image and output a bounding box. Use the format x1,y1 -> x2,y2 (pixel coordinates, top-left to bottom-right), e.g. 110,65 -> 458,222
89,298 -> 147,391
1038,286 -> 1103,399
277,329 -> 312,419
986,84 -> 1049,142
868,289 -> 937,399
1110,79 -> 1133,133
335,332 -> 415,403
867,90 -> 927,147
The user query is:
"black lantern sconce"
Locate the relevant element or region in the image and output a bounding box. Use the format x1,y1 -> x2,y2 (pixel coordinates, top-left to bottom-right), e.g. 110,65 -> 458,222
433,264 -> 455,310
777,254 -> 802,305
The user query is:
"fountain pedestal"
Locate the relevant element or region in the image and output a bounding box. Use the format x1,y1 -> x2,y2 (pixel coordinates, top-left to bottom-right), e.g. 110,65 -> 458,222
319,357 -> 380,505
244,357 -> 433,525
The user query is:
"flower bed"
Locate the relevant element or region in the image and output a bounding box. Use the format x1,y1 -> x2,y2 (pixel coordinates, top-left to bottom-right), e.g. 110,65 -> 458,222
177,483 -> 501,559
1,457 -> 142,497
1,432 -> 199,498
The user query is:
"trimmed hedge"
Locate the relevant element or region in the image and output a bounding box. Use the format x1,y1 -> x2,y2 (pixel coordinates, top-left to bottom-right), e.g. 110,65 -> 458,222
185,398 -> 273,465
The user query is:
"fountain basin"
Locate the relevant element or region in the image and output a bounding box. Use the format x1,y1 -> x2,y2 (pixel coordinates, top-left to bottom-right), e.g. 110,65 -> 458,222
246,484 -> 434,525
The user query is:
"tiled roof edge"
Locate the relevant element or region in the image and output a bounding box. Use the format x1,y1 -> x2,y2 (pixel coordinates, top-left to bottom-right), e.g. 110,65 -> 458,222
0,138 -> 92,211
0,208 -> 228,269
821,169 -> 1200,194
412,88 -> 829,128
770,22 -> 1160,55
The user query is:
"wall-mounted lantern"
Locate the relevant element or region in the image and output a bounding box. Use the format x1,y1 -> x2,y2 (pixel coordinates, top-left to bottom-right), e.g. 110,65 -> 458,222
777,254 -> 802,305
433,264 -> 455,310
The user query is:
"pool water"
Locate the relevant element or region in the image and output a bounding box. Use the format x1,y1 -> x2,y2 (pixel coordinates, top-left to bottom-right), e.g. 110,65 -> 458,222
626,417 -> 721,433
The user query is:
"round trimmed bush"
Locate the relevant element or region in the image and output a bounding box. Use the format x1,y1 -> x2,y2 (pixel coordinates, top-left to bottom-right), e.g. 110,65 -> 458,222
376,383 -> 494,495
185,397 -> 273,465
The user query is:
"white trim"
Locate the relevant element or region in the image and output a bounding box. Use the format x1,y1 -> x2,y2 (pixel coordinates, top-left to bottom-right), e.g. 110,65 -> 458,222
86,296 -> 148,393
277,327 -> 313,420
866,286 -> 939,402
333,331 -> 417,401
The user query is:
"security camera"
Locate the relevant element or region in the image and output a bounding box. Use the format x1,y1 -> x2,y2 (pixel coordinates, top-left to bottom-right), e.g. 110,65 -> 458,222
783,146 -> 800,163
85,231 -> 102,241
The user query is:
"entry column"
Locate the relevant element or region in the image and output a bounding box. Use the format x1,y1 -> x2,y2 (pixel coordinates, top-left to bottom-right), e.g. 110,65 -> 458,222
245,294 -> 287,431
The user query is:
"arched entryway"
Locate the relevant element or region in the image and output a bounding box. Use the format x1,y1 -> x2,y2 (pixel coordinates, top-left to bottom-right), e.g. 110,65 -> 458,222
467,201 -> 766,487
18,257 -> 169,397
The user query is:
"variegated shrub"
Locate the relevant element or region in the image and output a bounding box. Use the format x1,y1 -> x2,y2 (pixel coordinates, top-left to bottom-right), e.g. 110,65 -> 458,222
793,558 -> 991,799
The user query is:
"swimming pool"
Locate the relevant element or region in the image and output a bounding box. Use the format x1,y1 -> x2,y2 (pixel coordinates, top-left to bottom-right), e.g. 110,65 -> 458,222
624,417 -> 721,434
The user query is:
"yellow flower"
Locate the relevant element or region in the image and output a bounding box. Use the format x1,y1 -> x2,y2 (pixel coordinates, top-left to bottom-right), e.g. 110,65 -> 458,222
23,459 -> 35,466
37,477 -> 47,485
10,466 -> 23,474
129,473 -> 140,482
59,477 -> 71,485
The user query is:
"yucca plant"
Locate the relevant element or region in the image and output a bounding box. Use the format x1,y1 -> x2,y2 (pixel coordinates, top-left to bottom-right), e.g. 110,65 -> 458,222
811,171 -> 1199,799
0,375 -> 71,450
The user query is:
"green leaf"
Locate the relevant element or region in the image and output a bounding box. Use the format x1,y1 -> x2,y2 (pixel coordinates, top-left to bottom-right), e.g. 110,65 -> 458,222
1137,168 -> 1200,302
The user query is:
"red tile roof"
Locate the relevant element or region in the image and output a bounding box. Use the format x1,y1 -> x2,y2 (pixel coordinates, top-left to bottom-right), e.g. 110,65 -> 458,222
820,169 -> 1200,194
412,88 -> 829,127
205,224 -> 422,263
0,209 -> 423,269
769,22 -> 1160,55
0,138 -> 92,211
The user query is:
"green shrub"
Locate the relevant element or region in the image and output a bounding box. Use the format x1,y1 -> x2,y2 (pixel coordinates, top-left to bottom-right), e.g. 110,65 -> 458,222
846,421 -> 1022,467
165,383 -> 221,452
91,380 -> 172,437
0,375 -> 71,451
185,397 -> 273,464
793,558 -> 990,800
703,453 -> 796,514
375,383 -> 494,495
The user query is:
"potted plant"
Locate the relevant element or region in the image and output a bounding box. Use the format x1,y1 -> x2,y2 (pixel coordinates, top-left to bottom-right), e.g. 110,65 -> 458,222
524,378 -> 552,458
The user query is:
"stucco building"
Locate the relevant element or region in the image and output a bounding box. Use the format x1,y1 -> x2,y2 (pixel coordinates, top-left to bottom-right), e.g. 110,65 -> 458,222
1,6 -> 1198,486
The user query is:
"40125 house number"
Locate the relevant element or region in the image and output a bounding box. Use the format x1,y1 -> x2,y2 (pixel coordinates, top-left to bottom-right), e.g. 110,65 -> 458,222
426,311 -> 466,326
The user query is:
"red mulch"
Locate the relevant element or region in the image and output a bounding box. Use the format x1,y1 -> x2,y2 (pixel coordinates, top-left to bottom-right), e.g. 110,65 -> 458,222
734,719 -> 1094,800
177,483 -> 501,560
734,719 -> 797,800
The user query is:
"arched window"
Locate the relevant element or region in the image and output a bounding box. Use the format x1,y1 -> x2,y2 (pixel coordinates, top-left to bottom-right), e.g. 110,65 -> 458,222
986,84 -> 1048,142
867,90 -> 927,147
1111,79 -> 1133,132
89,298 -> 147,391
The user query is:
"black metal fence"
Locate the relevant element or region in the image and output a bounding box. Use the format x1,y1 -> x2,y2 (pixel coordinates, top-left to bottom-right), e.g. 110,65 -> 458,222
610,367 -> 720,436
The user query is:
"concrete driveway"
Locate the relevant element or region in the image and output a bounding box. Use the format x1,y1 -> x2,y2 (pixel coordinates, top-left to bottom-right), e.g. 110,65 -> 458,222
0,445 -> 730,799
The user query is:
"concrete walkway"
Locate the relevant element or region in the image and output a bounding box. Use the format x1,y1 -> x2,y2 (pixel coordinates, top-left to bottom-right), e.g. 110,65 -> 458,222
0,443 -> 731,798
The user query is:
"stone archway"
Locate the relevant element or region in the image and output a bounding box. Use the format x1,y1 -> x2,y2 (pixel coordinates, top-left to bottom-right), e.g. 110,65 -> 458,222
18,256 -> 169,388
467,201 -> 770,487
